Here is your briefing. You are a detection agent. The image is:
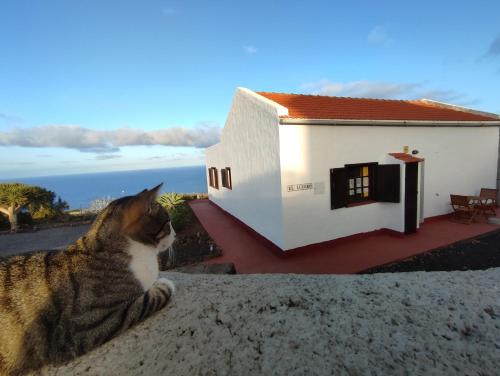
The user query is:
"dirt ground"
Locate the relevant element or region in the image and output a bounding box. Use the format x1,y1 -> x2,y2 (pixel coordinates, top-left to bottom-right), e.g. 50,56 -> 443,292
362,229 -> 500,273
158,204 -> 222,270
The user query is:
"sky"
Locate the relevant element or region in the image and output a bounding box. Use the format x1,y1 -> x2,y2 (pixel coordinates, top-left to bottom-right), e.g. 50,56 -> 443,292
1,0 -> 499,179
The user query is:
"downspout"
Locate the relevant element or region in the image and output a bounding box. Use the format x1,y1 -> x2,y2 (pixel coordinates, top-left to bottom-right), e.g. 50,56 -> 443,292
497,131 -> 500,203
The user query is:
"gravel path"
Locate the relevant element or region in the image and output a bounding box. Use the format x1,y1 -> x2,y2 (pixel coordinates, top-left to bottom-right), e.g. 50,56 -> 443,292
39,270 -> 500,376
0,225 -> 90,258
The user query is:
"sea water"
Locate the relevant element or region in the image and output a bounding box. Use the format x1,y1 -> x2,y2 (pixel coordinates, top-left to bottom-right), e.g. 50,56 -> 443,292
2,166 -> 207,209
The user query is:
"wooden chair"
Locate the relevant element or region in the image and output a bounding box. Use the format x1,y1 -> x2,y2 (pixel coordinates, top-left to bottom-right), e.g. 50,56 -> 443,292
450,194 -> 479,224
479,188 -> 498,216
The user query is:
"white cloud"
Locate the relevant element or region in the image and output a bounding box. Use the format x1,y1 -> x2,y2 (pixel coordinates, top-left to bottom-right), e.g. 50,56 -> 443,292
367,25 -> 392,45
0,123 -> 221,153
302,80 -> 419,99
93,154 -> 122,161
301,79 -> 472,104
243,45 -> 258,55
417,89 -> 467,104
144,152 -> 192,162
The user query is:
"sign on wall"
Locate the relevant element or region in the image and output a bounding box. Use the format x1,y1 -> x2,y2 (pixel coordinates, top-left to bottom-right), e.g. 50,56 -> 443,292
287,183 -> 313,192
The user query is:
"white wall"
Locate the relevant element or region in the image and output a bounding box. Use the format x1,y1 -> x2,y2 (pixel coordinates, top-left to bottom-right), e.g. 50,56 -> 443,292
205,88 -> 286,248
279,124 -> 499,250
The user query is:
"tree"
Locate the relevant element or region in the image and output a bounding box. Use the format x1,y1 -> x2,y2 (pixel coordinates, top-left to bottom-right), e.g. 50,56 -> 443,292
0,183 -> 68,231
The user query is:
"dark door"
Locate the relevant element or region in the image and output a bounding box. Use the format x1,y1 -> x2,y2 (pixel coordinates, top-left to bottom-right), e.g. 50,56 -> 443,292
404,162 -> 419,234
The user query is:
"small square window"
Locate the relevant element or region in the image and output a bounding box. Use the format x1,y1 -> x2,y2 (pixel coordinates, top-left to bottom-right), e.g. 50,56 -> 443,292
344,163 -> 376,204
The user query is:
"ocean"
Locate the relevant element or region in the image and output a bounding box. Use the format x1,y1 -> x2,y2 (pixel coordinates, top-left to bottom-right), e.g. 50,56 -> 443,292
2,166 -> 207,209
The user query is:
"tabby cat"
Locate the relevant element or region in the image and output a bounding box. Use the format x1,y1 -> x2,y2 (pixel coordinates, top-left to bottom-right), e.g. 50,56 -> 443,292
0,184 -> 175,375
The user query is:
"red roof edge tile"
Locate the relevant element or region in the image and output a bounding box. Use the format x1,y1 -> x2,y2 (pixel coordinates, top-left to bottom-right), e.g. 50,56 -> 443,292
256,91 -> 500,122
389,153 -> 425,163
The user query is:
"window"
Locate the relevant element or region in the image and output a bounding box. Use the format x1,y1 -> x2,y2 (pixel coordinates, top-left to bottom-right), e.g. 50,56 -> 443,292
221,167 -> 232,189
346,163 -> 374,204
330,163 -> 400,209
208,167 -> 219,189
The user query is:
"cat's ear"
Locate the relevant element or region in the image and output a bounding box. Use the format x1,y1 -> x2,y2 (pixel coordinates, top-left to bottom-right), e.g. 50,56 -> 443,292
137,183 -> 163,205
149,183 -> 163,197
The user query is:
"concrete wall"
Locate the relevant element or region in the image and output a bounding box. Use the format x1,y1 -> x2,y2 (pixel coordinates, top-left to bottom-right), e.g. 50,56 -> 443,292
279,124 -> 499,250
44,270 -> 500,376
205,88 -> 286,248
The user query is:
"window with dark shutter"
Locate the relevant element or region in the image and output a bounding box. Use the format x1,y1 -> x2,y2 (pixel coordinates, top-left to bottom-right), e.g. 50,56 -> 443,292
375,164 -> 400,202
330,168 -> 348,209
208,168 -> 213,187
330,163 -> 400,209
222,167 -> 232,189
221,168 -> 227,188
208,167 -> 219,189
213,168 -> 219,189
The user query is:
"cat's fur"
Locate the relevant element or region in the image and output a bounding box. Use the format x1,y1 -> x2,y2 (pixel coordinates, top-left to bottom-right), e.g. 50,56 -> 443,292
0,184 -> 175,375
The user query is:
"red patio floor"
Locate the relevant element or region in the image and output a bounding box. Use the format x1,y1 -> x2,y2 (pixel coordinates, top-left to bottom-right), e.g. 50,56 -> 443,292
190,200 -> 500,274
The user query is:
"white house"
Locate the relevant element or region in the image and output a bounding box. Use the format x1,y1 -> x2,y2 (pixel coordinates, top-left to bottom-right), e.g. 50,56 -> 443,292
205,88 -> 500,252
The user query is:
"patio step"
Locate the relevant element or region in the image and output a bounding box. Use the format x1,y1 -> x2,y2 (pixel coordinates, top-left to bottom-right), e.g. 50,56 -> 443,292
487,217 -> 500,225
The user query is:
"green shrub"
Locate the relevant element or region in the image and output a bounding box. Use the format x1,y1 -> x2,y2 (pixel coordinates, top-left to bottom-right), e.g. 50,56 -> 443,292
157,192 -> 194,232
0,213 -> 9,230
157,193 -> 185,209
168,203 -> 193,232
18,211 -> 34,226
0,209 -> 36,229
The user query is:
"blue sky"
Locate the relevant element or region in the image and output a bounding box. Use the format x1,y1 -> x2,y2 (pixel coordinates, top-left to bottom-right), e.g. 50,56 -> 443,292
1,0 -> 499,178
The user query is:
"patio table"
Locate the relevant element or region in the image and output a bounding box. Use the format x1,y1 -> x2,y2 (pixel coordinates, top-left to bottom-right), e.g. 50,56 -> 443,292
467,196 -> 493,218
467,195 -> 482,204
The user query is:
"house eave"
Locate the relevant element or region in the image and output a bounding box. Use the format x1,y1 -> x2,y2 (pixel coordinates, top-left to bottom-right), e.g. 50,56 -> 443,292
279,118 -> 500,127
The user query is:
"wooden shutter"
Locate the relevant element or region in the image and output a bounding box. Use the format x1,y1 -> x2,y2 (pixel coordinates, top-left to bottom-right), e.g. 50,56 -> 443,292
330,168 -> 348,209
221,168 -> 227,188
375,164 -> 400,202
208,168 -> 213,187
226,167 -> 232,189
213,168 -> 219,189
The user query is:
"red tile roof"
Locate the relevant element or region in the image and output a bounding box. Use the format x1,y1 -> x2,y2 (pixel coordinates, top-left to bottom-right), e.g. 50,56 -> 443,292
389,153 -> 425,163
257,92 -> 499,122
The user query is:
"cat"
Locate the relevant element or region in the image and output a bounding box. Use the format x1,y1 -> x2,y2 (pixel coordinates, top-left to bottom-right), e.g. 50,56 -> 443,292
0,184 -> 175,375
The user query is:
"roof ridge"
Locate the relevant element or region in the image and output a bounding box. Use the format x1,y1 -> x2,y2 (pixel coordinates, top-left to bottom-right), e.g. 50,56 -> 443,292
256,91 -> 414,103
413,98 -> 500,120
